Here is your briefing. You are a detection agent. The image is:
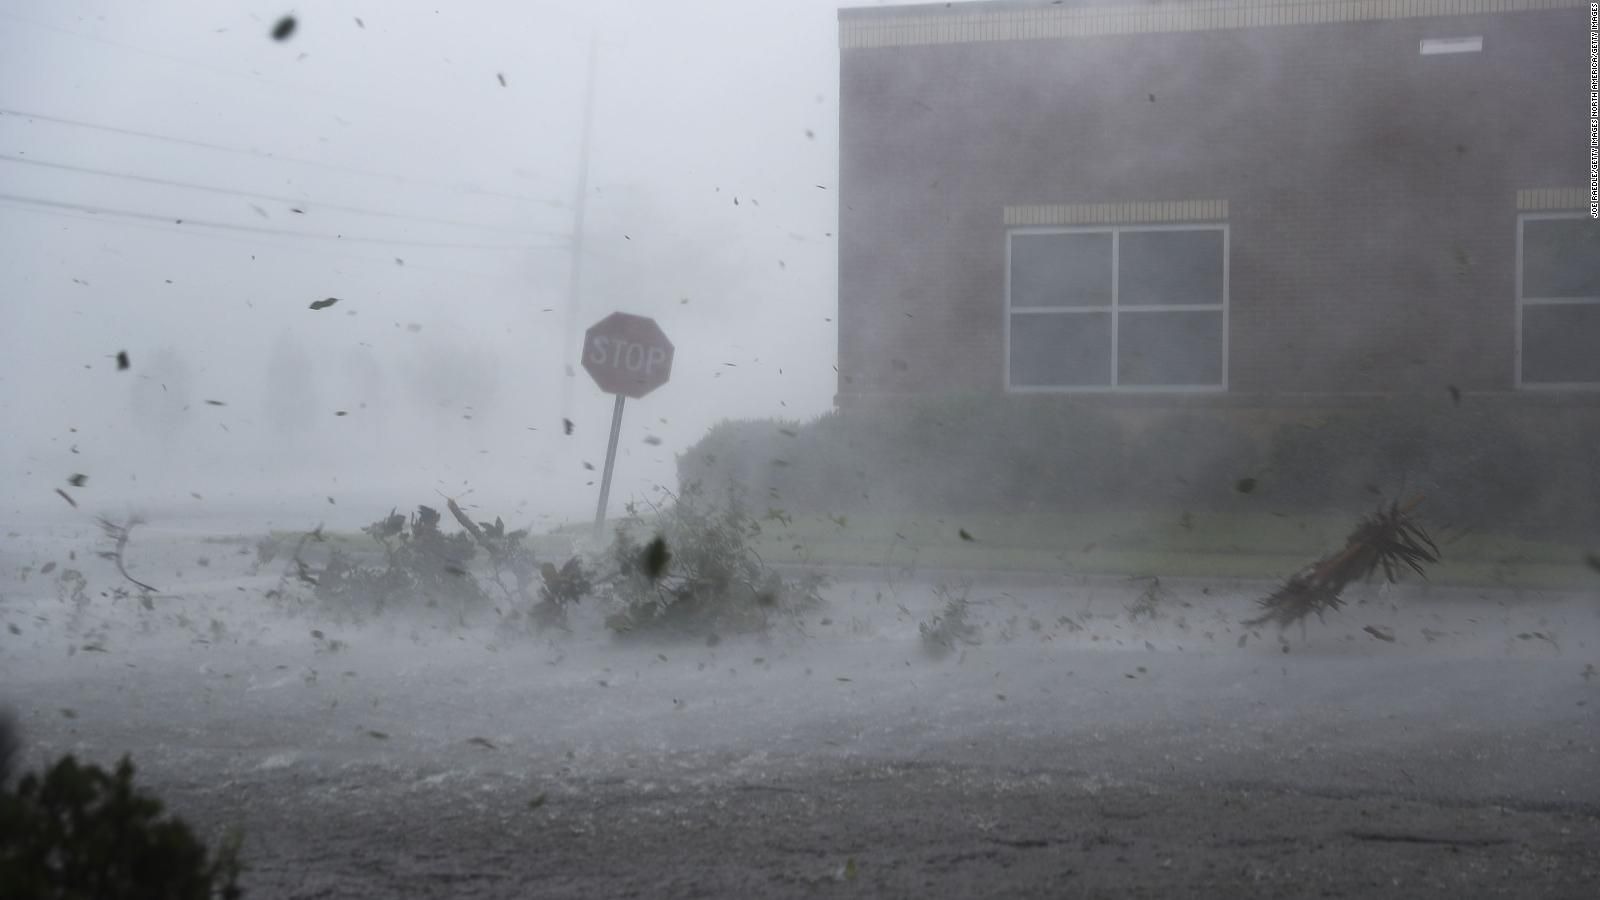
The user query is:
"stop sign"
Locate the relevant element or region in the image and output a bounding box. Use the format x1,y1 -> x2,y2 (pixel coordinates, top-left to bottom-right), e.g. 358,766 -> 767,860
581,312 -> 674,398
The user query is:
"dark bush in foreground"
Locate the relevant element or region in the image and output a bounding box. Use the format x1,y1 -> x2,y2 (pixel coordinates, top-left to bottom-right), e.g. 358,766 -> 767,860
601,482 -> 825,637
0,718 -> 243,900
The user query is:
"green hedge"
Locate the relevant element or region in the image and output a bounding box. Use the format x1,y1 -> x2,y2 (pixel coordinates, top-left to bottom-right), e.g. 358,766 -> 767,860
676,395 -> 1598,538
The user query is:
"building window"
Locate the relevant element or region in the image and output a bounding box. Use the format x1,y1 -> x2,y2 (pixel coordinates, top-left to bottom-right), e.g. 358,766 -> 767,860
1005,225 -> 1227,391
1518,214 -> 1600,388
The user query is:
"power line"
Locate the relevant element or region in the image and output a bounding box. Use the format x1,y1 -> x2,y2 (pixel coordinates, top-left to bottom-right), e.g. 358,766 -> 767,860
0,8 -> 550,172
0,191 -> 567,251
0,198 -> 539,285
0,106 -> 566,209
0,152 -> 560,236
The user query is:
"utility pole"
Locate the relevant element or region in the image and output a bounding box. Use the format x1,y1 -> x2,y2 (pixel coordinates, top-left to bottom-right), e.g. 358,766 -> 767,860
561,33 -> 599,418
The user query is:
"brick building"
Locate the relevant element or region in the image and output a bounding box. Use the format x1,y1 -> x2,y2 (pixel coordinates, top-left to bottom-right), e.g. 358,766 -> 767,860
836,0 -> 1598,409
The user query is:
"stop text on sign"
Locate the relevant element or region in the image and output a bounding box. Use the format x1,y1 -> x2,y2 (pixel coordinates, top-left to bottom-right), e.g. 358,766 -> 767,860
587,336 -> 668,377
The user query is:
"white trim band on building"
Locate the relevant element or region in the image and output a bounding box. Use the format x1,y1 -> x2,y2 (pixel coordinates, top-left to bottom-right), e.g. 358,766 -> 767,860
841,0 -> 1587,49
1004,200 -> 1229,225
1516,187 -> 1589,209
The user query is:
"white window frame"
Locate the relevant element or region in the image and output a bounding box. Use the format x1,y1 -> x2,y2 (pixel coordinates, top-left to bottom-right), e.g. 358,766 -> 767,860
1515,212 -> 1600,390
1003,223 -> 1229,393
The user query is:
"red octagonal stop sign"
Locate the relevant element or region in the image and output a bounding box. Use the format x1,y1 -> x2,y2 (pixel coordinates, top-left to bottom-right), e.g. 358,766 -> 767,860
581,312 -> 674,398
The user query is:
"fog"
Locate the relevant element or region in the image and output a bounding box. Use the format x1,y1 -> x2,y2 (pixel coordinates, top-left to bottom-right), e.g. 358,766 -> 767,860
1,0 -> 843,529
2,2 -> 1598,897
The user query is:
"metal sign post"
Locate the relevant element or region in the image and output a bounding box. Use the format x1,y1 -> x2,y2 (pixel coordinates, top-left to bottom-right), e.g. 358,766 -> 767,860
592,393 -> 626,540
580,312 -> 674,541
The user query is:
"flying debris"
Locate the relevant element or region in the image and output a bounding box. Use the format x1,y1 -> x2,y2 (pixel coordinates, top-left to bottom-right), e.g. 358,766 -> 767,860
642,537 -> 670,580
1246,498 -> 1439,631
271,16 -> 297,41
67,474 -> 87,487
1235,477 -> 1258,494
309,298 -> 339,310
354,17 -> 364,28
116,351 -> 130,370
1363,625 -> 1397,643
1448,385 -> 1462,407
497,73 -> 507,87
643,435 -> 662,446
204,400 -> 226,406
563,418 -> 574,436
54,489 -> 76,508
959,528 -> 975,542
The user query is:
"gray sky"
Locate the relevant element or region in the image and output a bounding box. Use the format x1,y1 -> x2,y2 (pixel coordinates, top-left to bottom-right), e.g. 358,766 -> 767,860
0,0 -> 884,529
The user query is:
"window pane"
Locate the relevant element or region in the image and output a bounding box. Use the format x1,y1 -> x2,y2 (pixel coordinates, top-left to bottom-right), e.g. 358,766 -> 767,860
1523,218 -> 1600,298
1117,310 -> 1224,386
1118,229 -> 1224,306
1009,312 -> 1111,387
1522,303 -> 1600,384
1009,232 -> 1112,308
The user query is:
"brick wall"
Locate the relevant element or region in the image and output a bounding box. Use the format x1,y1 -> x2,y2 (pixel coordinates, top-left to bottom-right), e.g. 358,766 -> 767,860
837,3 -> 1589,406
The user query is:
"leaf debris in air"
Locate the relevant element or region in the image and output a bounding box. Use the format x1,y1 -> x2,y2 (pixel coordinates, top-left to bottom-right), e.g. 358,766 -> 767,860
642,536 -> 670,580
467,736 -> 497,750
1583,552 -> 1600,573
309,298 -> 340,310
1235,477 -> 1258,494
204,399 -> 226,406
54,489 -> 77,508
563,418 -> 574,436
958,528 -> 976,542
67,474 -> 87,487
271,16 -> 296,41
116,351 -> 130,370
496,72 -> 507,87
366,730 -> 390,740
1363,625 -> 1397,643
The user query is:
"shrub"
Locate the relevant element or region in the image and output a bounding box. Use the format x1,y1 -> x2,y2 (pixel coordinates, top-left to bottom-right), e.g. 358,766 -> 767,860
1119,413 -> 1268,509
312,505 -> 488,620
676,395 -> 1129,515
526,557 -> 593,633
600,482 -> 825,637
1264,400 -> 1552,532
0,716 -> 244,900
